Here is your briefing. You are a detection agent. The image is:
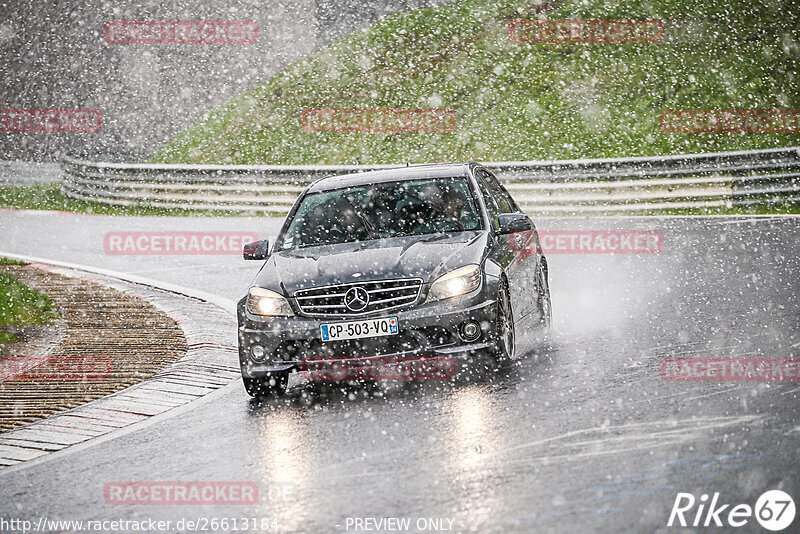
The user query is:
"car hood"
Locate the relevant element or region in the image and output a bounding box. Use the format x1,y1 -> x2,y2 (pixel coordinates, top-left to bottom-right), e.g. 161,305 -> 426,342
252,231 -> 488,294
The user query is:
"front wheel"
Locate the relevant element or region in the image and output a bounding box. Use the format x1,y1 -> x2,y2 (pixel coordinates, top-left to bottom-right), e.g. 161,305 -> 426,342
492,283 -> 515,361
243,372 -> 289,397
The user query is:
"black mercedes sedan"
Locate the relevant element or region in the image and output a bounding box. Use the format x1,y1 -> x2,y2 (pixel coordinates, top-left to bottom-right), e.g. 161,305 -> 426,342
237,163 -> 551,396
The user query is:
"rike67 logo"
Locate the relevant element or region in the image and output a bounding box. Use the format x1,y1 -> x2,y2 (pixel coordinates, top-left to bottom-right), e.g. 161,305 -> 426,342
668,490 -> 795,531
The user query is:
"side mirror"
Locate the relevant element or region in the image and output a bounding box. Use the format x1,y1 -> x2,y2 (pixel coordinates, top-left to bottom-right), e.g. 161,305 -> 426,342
243,239 -> 270,260
497,213 -> 533,235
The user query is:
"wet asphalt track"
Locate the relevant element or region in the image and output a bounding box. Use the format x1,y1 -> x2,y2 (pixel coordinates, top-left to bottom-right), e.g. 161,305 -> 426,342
0,212 -> 799,533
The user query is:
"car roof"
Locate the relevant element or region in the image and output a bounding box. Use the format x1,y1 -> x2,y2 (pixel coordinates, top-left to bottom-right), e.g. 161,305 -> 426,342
306,162 -> 479,193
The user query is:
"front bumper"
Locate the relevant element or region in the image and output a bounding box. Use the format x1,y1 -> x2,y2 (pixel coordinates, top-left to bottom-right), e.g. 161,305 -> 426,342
237,289 -> 498,378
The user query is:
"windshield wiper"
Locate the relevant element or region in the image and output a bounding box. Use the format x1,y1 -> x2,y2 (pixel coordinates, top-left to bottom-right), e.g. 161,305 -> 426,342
343,195 -> 379,239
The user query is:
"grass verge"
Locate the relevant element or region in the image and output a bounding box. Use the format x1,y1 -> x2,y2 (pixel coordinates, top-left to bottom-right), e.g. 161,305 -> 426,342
0,266 -> 58,343
151,0 -> 799,165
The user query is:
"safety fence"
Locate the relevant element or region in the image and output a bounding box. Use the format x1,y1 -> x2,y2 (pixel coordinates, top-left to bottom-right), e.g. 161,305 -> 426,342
60,146 -> 800,215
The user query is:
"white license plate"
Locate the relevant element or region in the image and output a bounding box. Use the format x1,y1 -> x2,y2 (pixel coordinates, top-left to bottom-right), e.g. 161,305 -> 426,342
320,317 -> 398,342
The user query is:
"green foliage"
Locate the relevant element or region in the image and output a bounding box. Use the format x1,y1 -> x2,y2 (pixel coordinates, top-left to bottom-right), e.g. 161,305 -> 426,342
151,0 -> 800,165
0,272 -> 58,343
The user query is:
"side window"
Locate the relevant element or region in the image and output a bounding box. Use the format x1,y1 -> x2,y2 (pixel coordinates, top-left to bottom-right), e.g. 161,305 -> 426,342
479,169 -> 516,213
474,171 -> 500,230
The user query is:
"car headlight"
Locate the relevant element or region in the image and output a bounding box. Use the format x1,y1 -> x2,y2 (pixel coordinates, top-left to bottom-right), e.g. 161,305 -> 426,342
426,264 -> 482,302
246,287 -> 294,316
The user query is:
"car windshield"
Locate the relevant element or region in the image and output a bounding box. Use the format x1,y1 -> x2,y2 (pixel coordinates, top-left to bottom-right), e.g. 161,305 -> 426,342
279,177 -> 482,250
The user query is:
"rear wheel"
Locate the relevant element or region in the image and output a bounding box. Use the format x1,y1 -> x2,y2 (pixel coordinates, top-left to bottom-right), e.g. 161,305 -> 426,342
243,372 -> 289,397
535,258 -> 552,331
493,282 -> 515,361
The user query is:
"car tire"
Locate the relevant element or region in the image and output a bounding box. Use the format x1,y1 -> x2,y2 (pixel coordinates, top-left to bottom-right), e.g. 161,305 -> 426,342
243,372 -> 289,397
535,257 -> 552,331
492,281 -> 515,361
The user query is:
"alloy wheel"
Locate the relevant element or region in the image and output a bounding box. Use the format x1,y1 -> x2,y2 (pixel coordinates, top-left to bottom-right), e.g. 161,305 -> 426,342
497,285 -> 515,360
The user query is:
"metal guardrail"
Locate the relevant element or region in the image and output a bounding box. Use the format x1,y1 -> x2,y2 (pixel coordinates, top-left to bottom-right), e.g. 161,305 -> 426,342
1,161 -> 61,185
60,146 -> 800,215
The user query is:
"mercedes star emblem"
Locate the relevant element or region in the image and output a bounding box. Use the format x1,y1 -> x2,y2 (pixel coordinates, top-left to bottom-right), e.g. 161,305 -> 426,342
344,286 -> 369,312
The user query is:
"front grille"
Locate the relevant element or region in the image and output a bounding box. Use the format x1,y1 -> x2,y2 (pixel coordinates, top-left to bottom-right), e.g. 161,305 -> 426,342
294,278 -> 423,317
